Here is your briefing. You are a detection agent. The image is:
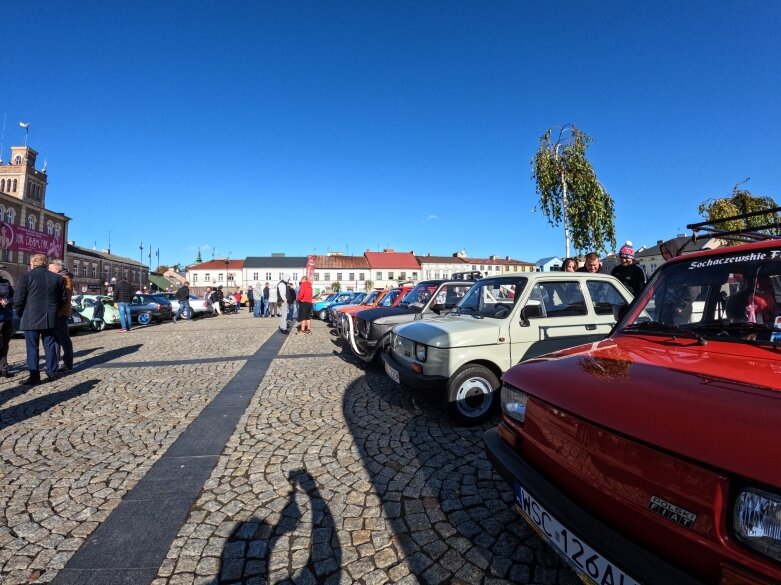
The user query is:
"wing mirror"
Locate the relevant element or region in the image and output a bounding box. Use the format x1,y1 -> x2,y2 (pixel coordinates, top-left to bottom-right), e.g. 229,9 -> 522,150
520,304 -> 543,326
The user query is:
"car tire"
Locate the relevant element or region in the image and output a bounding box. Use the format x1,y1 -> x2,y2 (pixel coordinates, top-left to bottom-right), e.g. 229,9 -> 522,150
318,308 -> 328,320
137,311 -> 152,326
445,364 -> 499,425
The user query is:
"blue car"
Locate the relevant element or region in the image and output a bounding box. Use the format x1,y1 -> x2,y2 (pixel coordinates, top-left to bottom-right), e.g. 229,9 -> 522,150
313,292 -> 363,320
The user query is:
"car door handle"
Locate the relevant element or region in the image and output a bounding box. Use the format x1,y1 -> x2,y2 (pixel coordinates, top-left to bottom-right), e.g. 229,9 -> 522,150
585,324 -> 597,331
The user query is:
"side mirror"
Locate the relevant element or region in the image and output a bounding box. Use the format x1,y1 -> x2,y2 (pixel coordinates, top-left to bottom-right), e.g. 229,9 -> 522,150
520,304 -> 543,326
613,304 -> 629,321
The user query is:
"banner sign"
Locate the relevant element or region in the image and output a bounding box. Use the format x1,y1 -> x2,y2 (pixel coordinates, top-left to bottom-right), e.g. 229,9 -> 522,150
0,221 -> 63,259
306,255 -> 316,282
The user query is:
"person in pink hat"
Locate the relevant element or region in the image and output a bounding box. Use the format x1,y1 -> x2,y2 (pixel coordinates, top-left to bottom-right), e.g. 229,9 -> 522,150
611,241 -> 646,296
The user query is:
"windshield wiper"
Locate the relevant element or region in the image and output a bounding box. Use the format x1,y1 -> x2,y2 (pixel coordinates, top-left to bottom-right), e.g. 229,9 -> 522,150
622,321 -> 707,345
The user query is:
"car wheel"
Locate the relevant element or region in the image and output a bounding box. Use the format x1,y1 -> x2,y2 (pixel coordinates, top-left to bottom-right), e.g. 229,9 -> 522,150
137,311 -> 152,326
445,364 -> 499,425
318,308 -> 328,320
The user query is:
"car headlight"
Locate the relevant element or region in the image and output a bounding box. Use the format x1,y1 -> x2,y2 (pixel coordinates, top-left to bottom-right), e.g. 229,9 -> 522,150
734,487 -> 781,561
363,321 -> 371,337
415,343 -> 427,362
501,384 -> 528,425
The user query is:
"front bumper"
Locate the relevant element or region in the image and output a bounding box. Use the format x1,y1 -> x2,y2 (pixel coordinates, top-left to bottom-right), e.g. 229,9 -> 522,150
484,427 -> 705,585
381,351 -> 447,392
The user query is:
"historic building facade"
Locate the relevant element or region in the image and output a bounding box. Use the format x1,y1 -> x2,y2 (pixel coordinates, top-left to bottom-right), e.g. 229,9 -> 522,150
0,145 -> 69,284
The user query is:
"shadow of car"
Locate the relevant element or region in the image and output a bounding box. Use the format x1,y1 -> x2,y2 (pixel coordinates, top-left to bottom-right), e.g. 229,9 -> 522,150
130,293 -> 173,325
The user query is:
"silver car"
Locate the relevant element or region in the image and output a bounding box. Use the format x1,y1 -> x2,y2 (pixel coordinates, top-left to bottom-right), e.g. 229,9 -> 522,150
156,293 -> 214,318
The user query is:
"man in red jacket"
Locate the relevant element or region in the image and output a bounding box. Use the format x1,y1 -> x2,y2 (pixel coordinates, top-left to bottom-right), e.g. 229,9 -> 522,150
296,276 -> 313,335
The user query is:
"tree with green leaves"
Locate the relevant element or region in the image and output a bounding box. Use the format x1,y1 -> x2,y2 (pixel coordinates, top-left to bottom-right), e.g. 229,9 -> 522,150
531,124 -> 616,257
698,180 -> 780,242
331,281 -> 341,292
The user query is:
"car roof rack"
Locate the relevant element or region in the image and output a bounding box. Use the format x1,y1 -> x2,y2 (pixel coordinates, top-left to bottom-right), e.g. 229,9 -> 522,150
686,206 -> 781,243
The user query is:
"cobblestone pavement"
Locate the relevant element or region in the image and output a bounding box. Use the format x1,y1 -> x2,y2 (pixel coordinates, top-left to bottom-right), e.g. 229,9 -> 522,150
0,312 -> 578,585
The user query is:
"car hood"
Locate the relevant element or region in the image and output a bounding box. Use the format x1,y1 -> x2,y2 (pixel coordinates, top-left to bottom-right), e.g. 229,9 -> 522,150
357,305 -> 420,323
394,316 -> 501,348
504,334 -> 781,486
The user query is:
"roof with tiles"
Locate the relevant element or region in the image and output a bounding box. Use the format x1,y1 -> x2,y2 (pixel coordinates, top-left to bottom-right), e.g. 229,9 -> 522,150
313,255 -> 370,269
189,259 -> 245,270
465,257 -> 536,267
364,250 -> 420,269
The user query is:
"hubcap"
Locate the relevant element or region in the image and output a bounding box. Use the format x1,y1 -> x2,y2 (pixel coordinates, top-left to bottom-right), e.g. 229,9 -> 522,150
456,376 -> 493,418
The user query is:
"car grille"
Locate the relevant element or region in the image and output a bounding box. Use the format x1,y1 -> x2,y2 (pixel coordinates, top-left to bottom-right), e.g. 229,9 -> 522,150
356,317 -> 368,337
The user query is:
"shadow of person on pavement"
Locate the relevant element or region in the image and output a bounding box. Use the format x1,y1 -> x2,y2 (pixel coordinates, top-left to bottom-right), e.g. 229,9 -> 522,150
219,468 -> 341,584
342,371 -> 575,584
76,343 -> 143,369
0,379 -> 99,431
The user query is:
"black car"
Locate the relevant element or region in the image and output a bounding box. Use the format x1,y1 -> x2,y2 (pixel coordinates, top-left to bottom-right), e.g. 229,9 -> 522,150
130,293 -> 173,325
350,279 -> 476,363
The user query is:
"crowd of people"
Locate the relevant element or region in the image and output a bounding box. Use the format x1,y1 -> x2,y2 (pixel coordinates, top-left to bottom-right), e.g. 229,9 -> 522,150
6,246 -> 648,383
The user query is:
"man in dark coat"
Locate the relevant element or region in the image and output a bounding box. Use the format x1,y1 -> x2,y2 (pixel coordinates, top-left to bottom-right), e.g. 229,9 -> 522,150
113,276 -> 135,331
14,253 -> 66,385
173,280 -> 191,322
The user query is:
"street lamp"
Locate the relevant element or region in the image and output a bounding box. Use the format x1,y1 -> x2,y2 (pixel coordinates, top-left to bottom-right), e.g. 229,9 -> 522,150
139,242 -> 144,292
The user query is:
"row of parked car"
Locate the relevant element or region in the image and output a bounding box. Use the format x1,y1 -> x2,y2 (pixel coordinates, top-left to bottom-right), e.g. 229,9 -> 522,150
22,292 -> 217,335
316,238 -> 781,585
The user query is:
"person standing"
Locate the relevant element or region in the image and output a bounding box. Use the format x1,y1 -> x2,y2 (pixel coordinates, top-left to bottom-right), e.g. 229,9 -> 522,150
252,280 -> 263,318
266,281 -> 277,318
234,289 -> 242,311
113,275 -> 134,332
211,286 -> 224,316
48,259 -> 74,372
296,276 -> 313,335
286,281 -> 297,327
277,274 -> 291,333
611,242 -> 647,296
0,266 -> 14,377
562,258 -> 577,272
576,252 -> 605,273
247,286 -> 255,315
173,281 -> 191,322
15,254 -> 66,385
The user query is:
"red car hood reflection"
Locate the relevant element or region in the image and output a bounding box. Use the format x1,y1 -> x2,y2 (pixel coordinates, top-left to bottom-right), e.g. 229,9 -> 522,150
503,334 -> 781,487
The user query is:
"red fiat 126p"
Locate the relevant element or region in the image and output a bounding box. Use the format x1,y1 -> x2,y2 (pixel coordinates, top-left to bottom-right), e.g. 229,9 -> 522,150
486,236 -> 781,585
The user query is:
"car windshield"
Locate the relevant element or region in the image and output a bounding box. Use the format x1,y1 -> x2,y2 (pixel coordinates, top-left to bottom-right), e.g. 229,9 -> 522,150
379,289 -> 401,307
399,284 -> 438,307
360,291 -> 380,305
621,248 -> 781,345
454,277 -> 526,319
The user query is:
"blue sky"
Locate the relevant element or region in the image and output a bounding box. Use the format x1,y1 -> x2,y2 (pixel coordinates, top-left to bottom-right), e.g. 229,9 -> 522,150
2,1 -> 779,267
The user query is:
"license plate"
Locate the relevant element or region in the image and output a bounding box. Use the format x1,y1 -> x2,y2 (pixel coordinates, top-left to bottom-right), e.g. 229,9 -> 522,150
385,361 -> 400,384
514,483 -> 641,585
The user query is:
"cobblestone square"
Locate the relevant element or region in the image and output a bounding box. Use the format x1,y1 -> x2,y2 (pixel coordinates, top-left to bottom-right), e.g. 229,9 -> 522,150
0,313 -> 576,585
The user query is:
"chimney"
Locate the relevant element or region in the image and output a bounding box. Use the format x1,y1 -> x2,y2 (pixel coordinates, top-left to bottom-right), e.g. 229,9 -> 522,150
409,250 -> 414,255
383,248 -> 395,253
505,256 -> 511,261
68,240 -> 75,246
490,255 -> 498,261
103,249 -> 110,254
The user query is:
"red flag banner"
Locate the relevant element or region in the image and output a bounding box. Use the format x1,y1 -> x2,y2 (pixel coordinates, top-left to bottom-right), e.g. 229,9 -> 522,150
0,221 -> 63,259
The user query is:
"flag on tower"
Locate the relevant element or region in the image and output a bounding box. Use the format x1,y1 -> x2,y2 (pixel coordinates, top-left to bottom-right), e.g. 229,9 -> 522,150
19,122 -> 29,129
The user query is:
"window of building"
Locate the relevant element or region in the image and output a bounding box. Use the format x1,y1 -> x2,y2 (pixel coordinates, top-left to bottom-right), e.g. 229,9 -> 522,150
46,220 -> 54,235
292,272 -> 298,281
12,179 -> 17,192
92,266 -> 97,278
324,272 -> 330,281
359,273 -> 364,280
27,215 -> 36,230
205,272 -> 211,281
376,271 -> 382,280
54,224 -> 61,237
253,272 -> 258,280
218,273 -> 224,282
349,272 -> 355,281
336,273 -> 343,281
227,273 -> 234,282
265,273 -> 271,281
434,271 -> 440,279
83,265 -> 88,277
472,265 -> 477,270
388,272 -> 395,280
513,266 -> 518,272
6,209 -> 14,224
480,265 -> 485,271
0,180 -> 4,192
400,272 -> 406,280
314,272 -> 320,281
192,274 -> 198,283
